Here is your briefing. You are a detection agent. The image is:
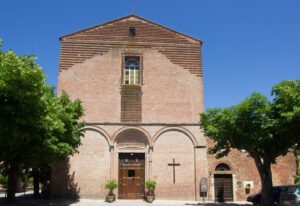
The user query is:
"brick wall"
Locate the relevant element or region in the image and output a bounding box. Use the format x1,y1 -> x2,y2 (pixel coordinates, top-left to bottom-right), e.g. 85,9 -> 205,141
152,130 -> 196,200
207,139 -> 296,201
120,85 -> 142,122
51,130 -> 111,199
58,47 -> 203,123
59,15 -> 202,77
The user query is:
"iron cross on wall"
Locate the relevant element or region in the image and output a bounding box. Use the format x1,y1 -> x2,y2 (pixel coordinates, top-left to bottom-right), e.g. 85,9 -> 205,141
168,159 -> 180,183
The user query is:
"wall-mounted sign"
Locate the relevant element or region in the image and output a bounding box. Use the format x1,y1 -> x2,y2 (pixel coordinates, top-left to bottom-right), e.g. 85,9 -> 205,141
243,180 -> 254,189
200,177 -> 208,193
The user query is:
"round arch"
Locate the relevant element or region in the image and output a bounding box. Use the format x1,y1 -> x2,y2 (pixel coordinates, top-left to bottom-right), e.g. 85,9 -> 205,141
152,126 -> 197,146
112,126 -> 151,145
215,161 -> 233,171
80,125 -> 111,146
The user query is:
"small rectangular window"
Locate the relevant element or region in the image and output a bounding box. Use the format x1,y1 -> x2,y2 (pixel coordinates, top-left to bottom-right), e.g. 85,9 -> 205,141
129,26 -> 136,37
124,56 -> 140,85
128,170 -> 135,177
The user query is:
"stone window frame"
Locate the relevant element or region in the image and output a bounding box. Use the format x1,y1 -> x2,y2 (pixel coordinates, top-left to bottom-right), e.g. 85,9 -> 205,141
121,53 -> 143,85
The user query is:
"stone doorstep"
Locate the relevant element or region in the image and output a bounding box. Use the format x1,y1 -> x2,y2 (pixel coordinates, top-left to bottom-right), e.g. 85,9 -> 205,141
71,199 -> 251,206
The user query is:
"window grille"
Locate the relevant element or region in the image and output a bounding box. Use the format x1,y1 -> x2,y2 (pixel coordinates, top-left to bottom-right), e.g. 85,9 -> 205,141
124,57 -> 140,85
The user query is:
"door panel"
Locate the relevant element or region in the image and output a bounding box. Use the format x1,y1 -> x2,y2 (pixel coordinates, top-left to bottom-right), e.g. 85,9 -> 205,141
214,174 -> 233,202
135,168 -> 143,198
119,153 -> 145,199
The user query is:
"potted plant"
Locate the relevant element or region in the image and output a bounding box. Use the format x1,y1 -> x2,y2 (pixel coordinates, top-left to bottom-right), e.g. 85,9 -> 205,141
105,179 -> 117,203
145,179 -> 156,203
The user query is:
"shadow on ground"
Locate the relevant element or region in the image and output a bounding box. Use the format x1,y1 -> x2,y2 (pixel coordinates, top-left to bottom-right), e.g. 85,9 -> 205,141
0,193 -> 79,206
0,197 -> 253,206
0,159 -> 81,206
185,203 -> 252,206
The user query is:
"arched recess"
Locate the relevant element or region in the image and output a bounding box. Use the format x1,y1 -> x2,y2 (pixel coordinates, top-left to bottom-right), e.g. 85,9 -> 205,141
68,126 -> 111,198
112,127 -> 151,199
152,126 -> 197,146
81,125 -> 111,147
112,126 -> 151,145
152,128 -> 195,200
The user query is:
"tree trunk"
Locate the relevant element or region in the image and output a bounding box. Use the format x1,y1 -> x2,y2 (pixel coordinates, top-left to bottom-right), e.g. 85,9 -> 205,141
253,154 -> 274,206
33,168 -> 40,198
260,167 -> 273,206
6,163 -> 18,202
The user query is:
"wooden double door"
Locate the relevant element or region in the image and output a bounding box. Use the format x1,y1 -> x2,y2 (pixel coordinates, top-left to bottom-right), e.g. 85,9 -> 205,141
119,153 -> 145,199
214,174 -> 233,202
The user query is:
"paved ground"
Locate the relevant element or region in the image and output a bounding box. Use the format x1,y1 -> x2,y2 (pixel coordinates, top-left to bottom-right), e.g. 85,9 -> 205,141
0,192 -> 252,206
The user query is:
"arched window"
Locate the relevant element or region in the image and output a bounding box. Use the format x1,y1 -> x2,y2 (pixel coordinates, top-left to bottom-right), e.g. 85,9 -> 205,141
215,163 -> 231,171
124,57 -> 140,85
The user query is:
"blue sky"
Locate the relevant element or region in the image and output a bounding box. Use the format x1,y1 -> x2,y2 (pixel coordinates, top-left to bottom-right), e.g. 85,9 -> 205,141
0,0 -> 299,109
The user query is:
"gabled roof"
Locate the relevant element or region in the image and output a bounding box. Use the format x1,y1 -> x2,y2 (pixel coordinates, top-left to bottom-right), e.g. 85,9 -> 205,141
59,14 -> 202,44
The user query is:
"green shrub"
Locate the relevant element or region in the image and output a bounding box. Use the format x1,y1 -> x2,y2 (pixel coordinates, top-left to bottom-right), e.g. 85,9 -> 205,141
295,175 -> 300,185
0,174 -> 8,188
105,179 -> 117,190
145,180 -> 156,190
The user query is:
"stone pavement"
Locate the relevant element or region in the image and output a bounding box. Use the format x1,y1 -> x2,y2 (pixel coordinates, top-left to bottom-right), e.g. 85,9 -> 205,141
0,198 -> 252,206
0,192 -> 251,206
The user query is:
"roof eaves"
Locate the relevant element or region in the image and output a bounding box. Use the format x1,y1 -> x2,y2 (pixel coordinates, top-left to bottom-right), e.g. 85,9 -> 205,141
59,14 -> 135,40
59,14 -> 202,44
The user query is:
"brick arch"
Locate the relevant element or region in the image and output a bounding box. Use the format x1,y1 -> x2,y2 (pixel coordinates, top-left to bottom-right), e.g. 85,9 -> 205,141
112,126 -> 151,145
152,126 -> 197,146
215,161 -> 233,171
151,127 -> 196,199
81,125 -> 111,147
68,126 -> 111,198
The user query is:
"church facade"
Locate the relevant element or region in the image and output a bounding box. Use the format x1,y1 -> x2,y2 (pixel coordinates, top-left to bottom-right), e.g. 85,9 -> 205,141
51,15 -> 296,201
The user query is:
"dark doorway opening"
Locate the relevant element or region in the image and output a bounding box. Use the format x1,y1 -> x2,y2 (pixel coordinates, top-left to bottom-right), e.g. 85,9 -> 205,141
118,153 -> 145,199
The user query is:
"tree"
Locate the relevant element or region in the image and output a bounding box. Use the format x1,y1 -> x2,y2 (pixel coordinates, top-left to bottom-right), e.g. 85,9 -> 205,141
27,89 -> 84,198
0,46 -> 46,201
0,41 -> 84,201
200,79 -> 300,206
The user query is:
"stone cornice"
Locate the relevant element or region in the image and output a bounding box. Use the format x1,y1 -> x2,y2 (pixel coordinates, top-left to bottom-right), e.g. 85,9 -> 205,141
85,122 -> 200,126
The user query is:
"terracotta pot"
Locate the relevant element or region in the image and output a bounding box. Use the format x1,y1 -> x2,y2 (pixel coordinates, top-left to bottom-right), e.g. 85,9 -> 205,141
106,195 -> 115,203
146,195 -> 155,203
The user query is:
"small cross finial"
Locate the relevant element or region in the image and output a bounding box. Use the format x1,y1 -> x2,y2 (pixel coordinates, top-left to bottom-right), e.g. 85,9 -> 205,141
131,3 -> 136,14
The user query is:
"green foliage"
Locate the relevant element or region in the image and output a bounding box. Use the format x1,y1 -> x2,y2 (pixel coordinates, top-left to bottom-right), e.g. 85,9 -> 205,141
272,80 -> 300,142
295,175 -> 300,185
0,49 -> 46,164
0,46 -> 84,164
0,40 -> 84,200
200,79 -> 300,161
105,179 -> 117,190
0,174 -> 8,188
27,88 -> 84,169
145,179 -> 156,190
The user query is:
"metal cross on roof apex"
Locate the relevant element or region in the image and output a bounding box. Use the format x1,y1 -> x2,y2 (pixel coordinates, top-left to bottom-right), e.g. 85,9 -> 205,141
131,3 -> 136,14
